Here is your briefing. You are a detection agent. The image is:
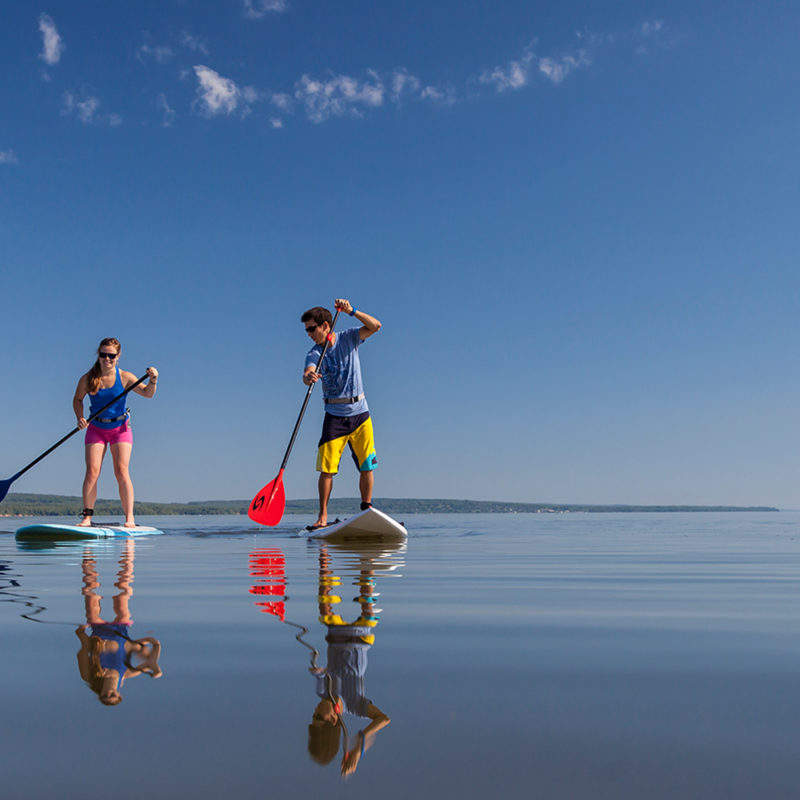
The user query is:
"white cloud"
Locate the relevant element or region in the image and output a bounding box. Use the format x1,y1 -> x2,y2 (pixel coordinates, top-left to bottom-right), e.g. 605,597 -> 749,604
243,0 -> 288,19
420,85 -> 457,106
157,94 -> 176,127
641,20 -> 664,37
193,65 -> 242,116
0,149 -> 19,165
391,69 -> 421,103
62,92 -> 99,124
270,118 -> 283,129
38,13 -> 64,65
137,44 -> 174,64
181,31 -> 209,55
242,86 -> 261,104
295,71 -> 384,123
270,92 -> 293,111
61,91 -> 121,126
538,50 -> 592,84
479,50 -> 534,92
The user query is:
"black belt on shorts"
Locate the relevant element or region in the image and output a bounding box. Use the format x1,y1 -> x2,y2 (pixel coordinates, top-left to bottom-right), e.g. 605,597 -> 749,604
96,410 -> 130,423
324,393 -> 365,405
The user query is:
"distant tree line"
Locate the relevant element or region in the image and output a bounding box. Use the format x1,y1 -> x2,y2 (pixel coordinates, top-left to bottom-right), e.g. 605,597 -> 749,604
0,492 -> 780,517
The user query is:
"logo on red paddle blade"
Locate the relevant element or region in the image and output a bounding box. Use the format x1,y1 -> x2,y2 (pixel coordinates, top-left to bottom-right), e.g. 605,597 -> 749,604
248,475 -> 286,526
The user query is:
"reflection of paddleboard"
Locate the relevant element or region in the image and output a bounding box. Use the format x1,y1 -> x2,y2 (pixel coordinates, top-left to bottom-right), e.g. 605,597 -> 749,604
302,507 -> 407,540
15,523 -> 164,540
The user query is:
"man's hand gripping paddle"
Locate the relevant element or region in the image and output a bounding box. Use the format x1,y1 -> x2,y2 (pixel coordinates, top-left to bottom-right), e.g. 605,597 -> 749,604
0,373 -> 150,504
248,309 -> 341,526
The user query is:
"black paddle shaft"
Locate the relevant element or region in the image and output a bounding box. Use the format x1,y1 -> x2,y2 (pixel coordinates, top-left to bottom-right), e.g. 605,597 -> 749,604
278,308 -> 341,472
6,373 -> 150,484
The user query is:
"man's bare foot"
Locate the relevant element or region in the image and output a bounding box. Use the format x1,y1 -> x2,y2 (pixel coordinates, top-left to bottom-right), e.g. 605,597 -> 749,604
76,518 -> 93,527
307,519 -> 329,531
123,520 -> 137,529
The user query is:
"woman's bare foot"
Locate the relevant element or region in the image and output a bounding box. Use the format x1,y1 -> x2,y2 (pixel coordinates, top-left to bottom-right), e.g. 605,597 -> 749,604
123,520 -> 137,529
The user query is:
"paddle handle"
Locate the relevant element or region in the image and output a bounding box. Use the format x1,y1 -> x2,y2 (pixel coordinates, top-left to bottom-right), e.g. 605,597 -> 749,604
10,373 -> 151,482
278,308 -> 341,471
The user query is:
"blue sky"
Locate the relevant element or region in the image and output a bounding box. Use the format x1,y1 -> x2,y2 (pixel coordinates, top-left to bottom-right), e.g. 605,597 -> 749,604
2,1 -> 799,508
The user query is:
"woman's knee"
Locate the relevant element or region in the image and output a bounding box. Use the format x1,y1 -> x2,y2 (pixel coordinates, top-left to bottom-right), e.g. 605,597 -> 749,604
84,467 -> 101,483
113,465 -> 131,482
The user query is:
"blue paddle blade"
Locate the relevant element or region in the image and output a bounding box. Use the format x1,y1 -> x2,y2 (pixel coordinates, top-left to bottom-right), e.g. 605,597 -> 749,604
0,476 -> 16,504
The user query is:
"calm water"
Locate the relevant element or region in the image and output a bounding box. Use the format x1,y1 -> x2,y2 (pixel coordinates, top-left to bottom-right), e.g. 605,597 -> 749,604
2,511 -> 800,799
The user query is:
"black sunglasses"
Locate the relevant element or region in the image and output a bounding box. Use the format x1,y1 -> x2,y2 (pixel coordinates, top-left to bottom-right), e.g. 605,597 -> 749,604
98,352 -> 118,359
305,324 -> 319,333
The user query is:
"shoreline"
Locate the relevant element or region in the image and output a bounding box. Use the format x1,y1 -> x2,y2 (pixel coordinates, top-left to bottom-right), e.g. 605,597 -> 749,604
0,492 -> 781,517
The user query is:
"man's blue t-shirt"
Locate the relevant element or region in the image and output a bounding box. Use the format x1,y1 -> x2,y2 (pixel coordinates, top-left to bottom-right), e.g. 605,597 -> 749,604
305,327 -> 369,417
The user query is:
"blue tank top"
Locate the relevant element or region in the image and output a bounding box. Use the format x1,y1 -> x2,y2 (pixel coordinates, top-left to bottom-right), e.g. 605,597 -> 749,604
90,623 -> 130,689
88,368 -> 127,430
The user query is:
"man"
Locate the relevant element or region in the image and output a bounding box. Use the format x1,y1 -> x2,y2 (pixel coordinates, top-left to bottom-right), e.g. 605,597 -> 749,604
302,298 -> 381,530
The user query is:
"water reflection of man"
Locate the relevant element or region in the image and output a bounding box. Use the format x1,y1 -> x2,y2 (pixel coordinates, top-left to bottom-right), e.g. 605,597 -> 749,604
309,545 -> 390,777
248,543 -> 393,777
75,539 -> 162,705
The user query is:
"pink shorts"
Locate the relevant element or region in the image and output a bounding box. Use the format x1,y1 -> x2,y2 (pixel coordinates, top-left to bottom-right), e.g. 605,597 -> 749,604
85,420 -> 133,446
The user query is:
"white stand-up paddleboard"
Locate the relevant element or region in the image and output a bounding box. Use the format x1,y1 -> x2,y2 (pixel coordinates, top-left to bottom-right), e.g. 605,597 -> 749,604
16,523 -> 164,540
302,507 -> 407,540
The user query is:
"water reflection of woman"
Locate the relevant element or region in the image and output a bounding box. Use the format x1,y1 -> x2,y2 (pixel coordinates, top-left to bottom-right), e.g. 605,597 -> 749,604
309,545 -> 390,777
75,539 -> 162,705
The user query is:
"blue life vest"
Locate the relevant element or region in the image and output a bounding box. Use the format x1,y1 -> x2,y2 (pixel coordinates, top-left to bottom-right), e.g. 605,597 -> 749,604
88,368 -> 128,429
90,623 -> 130,690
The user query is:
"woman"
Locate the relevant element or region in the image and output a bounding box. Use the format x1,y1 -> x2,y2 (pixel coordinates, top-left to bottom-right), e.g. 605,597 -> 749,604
72,337 -> 158,527
75,540 -> 163,706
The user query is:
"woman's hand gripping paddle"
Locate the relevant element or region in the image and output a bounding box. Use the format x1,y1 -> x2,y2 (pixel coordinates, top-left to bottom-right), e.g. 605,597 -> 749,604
249,309 -> 341,526
0,373 -> 151,504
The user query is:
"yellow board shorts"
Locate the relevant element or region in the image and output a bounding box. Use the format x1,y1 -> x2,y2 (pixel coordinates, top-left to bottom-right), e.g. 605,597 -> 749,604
316,411 -> 378,475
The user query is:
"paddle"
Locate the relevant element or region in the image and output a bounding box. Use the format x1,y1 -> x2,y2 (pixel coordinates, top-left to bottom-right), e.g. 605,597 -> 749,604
249,308 -> 342,526
0,373 -> 150,504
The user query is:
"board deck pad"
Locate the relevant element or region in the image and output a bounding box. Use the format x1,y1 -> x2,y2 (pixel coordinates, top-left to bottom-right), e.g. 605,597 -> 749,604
302,507 -> 407,540
16,523 -> 164,540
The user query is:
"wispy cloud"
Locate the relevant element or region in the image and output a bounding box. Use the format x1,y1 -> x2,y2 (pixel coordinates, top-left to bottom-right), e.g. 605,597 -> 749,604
635,19 -> 667,55
270,92 -> 293,111
193,66 -> 247,116
419,85 -> 457,106
188,20 -> 669,128
243,0 -> 288,19
390,68 -> 421,104
38,13 -> 64,65
157,94 -> 176,127
62,93 -> 99,124
181,31 -> 209,55
641,20 -> 664,37
137,44 -> 174,64
538,51 -> 592,84
61,92 -> 121,126
479,49 -> 535,92
294,71 -> 384,123
0,149 -> 19,165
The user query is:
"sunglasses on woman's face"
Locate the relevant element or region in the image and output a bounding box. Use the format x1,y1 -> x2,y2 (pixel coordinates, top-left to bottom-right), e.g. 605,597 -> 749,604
99,352 -> 118,359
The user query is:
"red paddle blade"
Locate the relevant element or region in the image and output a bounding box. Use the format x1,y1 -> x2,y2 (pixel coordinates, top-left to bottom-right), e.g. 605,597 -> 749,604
248,472 -> 286,526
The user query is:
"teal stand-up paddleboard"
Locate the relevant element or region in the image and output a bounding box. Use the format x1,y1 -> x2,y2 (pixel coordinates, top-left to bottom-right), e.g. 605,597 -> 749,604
16,523 -> 164,541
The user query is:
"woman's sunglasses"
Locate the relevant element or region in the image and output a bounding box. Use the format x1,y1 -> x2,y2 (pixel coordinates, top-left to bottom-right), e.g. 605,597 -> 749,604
99,352 -> 118,359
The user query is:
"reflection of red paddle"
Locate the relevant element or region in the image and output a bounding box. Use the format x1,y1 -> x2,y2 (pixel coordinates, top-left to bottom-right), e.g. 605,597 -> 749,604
249,549 -> 286,620
248,309 -> 341,526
